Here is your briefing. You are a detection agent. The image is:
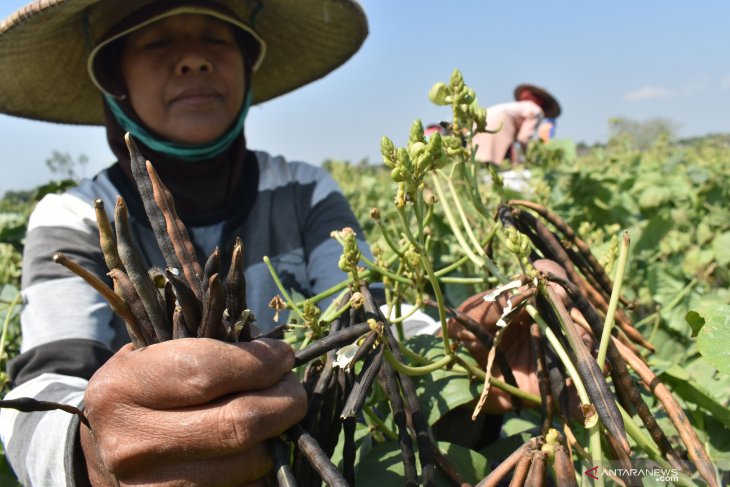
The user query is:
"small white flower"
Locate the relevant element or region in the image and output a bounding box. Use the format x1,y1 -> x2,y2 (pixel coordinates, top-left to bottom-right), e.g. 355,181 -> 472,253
334,342 -> 360,370
483,279 -> 523,302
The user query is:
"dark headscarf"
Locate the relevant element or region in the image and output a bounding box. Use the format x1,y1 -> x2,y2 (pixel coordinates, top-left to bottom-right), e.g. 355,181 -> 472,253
105,103 -> 253,219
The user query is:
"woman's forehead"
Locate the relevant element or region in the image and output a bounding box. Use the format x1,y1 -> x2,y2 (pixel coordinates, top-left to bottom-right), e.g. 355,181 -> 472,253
129,13 -> 237,37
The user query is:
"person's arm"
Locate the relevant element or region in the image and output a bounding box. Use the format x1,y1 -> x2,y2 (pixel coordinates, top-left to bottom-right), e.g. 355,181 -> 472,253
294,163 -> 371,302
515,102 -> 544,146
1,189 -> 118,486
3,183 -> 308,486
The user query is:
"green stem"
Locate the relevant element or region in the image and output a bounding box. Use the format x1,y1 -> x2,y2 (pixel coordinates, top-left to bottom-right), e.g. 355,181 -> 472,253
361,255 -> 412,285
383,348 -> 453,376
422,200 -> 435,227
666,276 -> 699,312
396,207 -> 420,249
430,173 -> 485,268
376,218 -> 404,257
299,333 -> 313,351
388,275 -> 406,342
396,341 -> 432,365
263,256 -> 305,323
363,405 -> 398,442
388,302 -> 423,324
295,253 -> 400,308
419,253 -> 451,354
445,173 -> 486,260
319,291 -> 352,323
396,206 -> 451,354
632,310 -> 659,331
531,305 -> 604,487
414,191 -> 425,245
647,314 -> 662,345
597,231 -> 630,369
434,254 -> 471,277
462,160 -> 492,219
438,276 -> 493,285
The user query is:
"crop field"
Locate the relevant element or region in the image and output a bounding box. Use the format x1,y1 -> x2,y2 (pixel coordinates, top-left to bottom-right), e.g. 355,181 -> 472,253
0,72 -> 729,486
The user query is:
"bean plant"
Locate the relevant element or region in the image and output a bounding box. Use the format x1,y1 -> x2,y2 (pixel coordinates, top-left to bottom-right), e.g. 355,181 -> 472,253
1,70 -> 728,486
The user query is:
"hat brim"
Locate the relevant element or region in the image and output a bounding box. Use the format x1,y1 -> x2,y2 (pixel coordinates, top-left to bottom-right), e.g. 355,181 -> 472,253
514,84 -> 561,118
0,0 -> 368,125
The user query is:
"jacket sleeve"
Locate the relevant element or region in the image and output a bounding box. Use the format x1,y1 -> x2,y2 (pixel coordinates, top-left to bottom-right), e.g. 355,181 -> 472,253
1,189 -> 119,486
297,166 -> 371,305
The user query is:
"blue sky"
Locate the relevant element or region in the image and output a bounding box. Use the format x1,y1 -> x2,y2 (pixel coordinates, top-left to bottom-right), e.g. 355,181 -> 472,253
1,1 -> 729,192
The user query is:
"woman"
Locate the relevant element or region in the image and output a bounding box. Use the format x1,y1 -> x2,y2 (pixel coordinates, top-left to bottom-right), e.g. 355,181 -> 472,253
0,1 -> 368,485
472,84 -> 562,166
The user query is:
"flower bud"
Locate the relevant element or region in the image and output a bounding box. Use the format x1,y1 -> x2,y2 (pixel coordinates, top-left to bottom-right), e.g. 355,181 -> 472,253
394,185 -> 406,208
380,136 -> 396,168
428,82 -> 450,106
390,166 -> 406,182
349,292 -> 365,310
408,141 -> 427,161
450,69 -> 464,92
410,119 -> 425,144
423,187 -> 437,204
474,106 -> 487,132
458,87 -> 475,105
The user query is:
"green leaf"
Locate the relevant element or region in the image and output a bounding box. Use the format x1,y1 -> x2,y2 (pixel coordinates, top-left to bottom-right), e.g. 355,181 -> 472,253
711,232 -> 730,265
637,186 -> 672,210
405,335 -> 481,425
660,365 -> 730,428
479,431 -> 533,462
633,214 -> 673,255
685,310 -> 705,338
499,409 -> 541,437
355,440 -> 489,485
696,305 -> 730,374
646,265 -> 691,335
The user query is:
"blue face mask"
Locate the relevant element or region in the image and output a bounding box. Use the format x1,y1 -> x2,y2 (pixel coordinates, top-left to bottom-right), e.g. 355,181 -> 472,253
104,88 -> 253,162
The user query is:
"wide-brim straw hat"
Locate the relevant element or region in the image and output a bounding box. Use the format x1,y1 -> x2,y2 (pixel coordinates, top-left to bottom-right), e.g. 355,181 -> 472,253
0,0 -> 368,125
514,84 -> 561,118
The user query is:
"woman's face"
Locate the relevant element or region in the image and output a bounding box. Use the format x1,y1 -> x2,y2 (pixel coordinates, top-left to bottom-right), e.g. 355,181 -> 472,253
121,14 -> 246,145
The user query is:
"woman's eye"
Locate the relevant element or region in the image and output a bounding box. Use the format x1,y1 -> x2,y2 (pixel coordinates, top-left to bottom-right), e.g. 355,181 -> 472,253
142,38 -> 169,49
204,36 -> 230,45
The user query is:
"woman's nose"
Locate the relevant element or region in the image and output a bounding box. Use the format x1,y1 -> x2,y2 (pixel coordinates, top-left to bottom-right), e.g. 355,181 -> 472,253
175,48 -> 213,75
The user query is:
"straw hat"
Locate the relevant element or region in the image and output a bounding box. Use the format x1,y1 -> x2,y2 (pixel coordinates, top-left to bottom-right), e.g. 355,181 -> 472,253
514,84 -> 561,118
0,0 -> 368,125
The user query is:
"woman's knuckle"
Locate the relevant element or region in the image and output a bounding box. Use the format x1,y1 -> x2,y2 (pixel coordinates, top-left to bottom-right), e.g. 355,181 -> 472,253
217,403 -> 253,449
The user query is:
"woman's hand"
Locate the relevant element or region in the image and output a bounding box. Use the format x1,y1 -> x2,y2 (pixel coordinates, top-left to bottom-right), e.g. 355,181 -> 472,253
80,338 -> 307,486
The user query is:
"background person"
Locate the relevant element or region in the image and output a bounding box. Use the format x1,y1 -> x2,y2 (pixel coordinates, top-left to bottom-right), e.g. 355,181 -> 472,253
473,84 -> 561,166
